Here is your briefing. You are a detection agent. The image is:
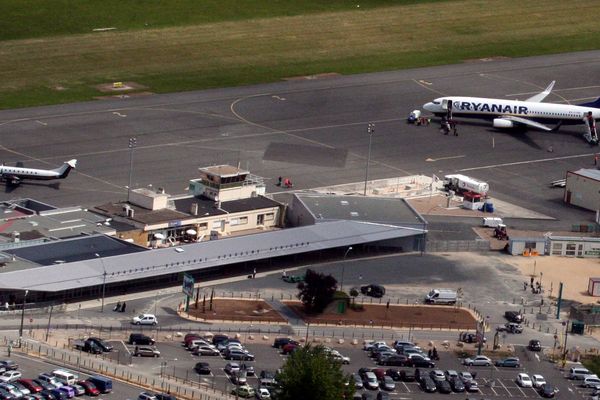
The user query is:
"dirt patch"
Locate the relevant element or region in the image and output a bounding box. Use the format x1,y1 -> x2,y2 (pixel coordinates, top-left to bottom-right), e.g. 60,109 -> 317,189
284,301 -> 477,330
187,298 -> 287,323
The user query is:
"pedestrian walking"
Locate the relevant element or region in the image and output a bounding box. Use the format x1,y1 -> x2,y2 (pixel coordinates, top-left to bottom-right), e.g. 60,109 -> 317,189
523,282 -> 527,291
277,176 -> 282,186
252,268 -> 256,279
530,276 -> 534,288
120,301 -> 126,312
113,301 -> 121,312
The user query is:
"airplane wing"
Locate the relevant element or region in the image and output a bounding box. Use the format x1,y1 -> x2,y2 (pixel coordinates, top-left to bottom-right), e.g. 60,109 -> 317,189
498,116 -> 553,131
525,81 -> 555,103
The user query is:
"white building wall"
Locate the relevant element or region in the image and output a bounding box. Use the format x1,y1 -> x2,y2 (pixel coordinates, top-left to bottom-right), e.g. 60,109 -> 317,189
565,172 -> 600,211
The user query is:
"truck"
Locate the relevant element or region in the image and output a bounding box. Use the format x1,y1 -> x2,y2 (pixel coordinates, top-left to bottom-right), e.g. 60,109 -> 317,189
424,289 -> 458,305
443,174 -> 489,195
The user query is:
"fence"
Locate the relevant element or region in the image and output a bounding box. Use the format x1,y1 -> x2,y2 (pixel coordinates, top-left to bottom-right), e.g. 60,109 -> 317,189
426,240 -> 491,252
19,339 -> 233,400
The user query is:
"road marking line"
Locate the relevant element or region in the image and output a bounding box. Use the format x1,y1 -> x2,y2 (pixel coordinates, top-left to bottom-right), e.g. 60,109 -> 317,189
458,153 -> 595,172
498,378 -> 513,397
35,120 -> 47,126
426,155 -> 466,162
401,381 -> 410,392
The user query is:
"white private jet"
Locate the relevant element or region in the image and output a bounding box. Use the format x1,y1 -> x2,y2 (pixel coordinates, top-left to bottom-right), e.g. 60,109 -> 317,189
0,159 -> 77,186
423,81 -> 600,143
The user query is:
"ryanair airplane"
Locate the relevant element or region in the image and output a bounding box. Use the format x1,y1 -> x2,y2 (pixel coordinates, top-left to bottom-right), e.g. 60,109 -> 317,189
423,81 -> 600,144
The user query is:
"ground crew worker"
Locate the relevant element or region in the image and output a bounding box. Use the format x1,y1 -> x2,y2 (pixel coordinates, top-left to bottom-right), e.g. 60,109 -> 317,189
585,111 -> 598,144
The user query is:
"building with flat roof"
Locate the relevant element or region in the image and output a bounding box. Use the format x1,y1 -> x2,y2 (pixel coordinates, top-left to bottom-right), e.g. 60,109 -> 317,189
564,168 -> 600,211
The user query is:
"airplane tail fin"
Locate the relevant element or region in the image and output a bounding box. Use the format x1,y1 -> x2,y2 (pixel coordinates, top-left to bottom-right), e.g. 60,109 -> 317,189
579,97 -> 600,109
54,159 -> 77,179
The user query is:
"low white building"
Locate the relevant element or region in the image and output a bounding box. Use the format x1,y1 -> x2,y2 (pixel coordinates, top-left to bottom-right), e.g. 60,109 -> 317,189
564,169 -> 600,211
548,236 -> 600,257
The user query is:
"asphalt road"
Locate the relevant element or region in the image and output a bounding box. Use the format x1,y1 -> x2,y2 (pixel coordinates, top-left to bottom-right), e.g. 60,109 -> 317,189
0,51 -> 599,230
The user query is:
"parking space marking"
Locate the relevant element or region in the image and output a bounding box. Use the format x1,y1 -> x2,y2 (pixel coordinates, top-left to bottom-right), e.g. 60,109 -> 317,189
497,378 -> 514,397
400,381 -> 411,393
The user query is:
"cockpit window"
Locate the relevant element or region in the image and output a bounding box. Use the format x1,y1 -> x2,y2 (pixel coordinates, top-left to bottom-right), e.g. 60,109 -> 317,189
432,101 -> 440,105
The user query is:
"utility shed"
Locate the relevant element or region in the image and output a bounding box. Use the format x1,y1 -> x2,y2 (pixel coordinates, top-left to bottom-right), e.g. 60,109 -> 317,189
508,237 -> 546,256
564,169 -> 600,211
589,278 -> 600,296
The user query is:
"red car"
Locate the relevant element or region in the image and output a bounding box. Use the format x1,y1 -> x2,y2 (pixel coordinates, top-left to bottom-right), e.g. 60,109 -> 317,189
77,380 -> 100,396
17,379 -> 43,393
281,343 -> 299,355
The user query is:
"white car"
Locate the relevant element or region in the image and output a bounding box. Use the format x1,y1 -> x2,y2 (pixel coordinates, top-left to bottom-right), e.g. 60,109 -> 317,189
131,314 -> 158,325
256,387 -> 271,399
517,373 -> 533,388
463,355 -> 492,366
531,374 -> 546,388
363,341 -> 387,351
458,371 -> 474,383
0,371 -> 22,382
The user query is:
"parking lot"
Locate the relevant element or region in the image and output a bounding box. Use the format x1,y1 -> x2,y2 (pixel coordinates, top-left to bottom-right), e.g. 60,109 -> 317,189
97,335 -> 599,399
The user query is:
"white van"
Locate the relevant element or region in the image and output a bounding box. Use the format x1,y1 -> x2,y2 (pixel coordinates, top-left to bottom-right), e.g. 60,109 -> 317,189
569,367 -> 591,380
425,289 -> 458,305
52,369 -> 78,385
483,217 -> 503,228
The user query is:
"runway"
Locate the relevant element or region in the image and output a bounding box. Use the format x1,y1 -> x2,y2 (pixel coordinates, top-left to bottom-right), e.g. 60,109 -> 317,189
1,50 -> 599,228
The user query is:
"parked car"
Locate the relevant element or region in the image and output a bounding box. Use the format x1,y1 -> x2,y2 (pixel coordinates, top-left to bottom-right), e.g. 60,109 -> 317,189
531,374 -> 546,388
385,369 -> 400,381
568,366 -> 591,380
436,379 -> 452,394
240,363 -> 254,376
281,343 -> 299,355
155,394 -> 177,400
496,322 -> 524,333
528,339 -> 542,351
76,380 -> 99,396
444,370 -> 458,380
495,357 -> 520,368
0,371 -> 22,382
538,383 -> 559,398
18,379 -> 43,394
255,387 -> 271,399
231,385 -> 254,398
129,333 -> 155,345
464,379 -> 479,392
351,373 -> 364,389
133,346 -> 160,357
272,338 -> 299,349
419,376 -> 437,392
131,314 -> 158,325
86,337 -> 113,352
230,371 -> 247,385
400,370 -> 415,382
379,355 -> 407,366
70,383 -> 85,396
459,332 -> 486,344
363,341 -> 387,351
194,362 -> 211,375
224,363 -> 241,375
192,345 -> 220,356
224,349 -> 255,361
407,354 -> 434,368
282,274 -> 304,283
517,373 -> 533,388
379,376 -> 395,391
138,392 -> 158,400
429,370 -> 445,382
362,372 -> 379,390
463,355 -> 491,367
582,375 -> 600,388
360,284 -> 386,298
448,377 -> 465,392
212,334 -> 229,346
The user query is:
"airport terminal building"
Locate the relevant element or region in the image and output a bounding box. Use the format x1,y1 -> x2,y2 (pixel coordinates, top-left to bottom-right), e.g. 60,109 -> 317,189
0,166 -> 428,304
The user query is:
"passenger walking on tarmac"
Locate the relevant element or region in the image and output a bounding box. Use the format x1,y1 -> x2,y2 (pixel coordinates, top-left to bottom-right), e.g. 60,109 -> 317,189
586,111 -> 598,142
450,120 -> 458,136
283,178 -> 293,188
440,116 -> 449,135
113,301 -> 121,312
277,176 -> 282,186
120,301 -> 126,312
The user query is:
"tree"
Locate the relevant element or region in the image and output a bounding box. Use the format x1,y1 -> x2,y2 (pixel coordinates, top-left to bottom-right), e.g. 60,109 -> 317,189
349,287 -> 359,305
277,344 -> 353,400
297,269 -> 337,313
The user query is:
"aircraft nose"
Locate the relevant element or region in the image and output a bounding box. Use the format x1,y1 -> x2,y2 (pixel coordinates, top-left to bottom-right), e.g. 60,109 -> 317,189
423,102 -> 434,112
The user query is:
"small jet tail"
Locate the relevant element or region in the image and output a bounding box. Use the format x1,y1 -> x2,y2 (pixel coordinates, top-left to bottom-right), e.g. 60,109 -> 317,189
54,159 -> 77,179
579,97 -> 600,109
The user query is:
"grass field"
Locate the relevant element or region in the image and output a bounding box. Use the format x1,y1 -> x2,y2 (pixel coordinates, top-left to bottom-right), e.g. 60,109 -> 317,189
1,0 -> 599,109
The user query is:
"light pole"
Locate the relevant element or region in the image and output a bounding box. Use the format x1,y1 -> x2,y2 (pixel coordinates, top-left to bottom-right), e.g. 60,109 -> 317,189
562,320 -> 570,363
363,123 -> 375,196
95,253 -> 107,312
128,137 -> 137,200
340,246 -> 352,292
18,289 -> 29,346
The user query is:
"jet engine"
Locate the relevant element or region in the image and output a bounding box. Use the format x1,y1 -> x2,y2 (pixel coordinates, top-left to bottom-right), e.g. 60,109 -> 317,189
493,118 -> 514,129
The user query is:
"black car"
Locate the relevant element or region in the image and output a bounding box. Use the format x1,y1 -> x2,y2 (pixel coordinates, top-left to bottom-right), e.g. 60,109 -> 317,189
194,362 -> 211,375
87,337 -> 113,352
400,370 -> 416,382
155,394 -> 177,400
419,376 -> 437,392
360,284 -> 386,298
33,379 -> 54,391
528,339 -> 542,351
381,355 -> 407,366
273,338 -> 299,349
376,392 -> 389,400
224,349 -> 255,361
212,334 -> 229,346
39,390 -> 58,400
449,377 -> 465,392
538,384 -> 558,398
436,379 -> 452,394
505,310 -> 523,323
409,355 -> 435,368
385,369 -> 401,381
129,333 -> 155,345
